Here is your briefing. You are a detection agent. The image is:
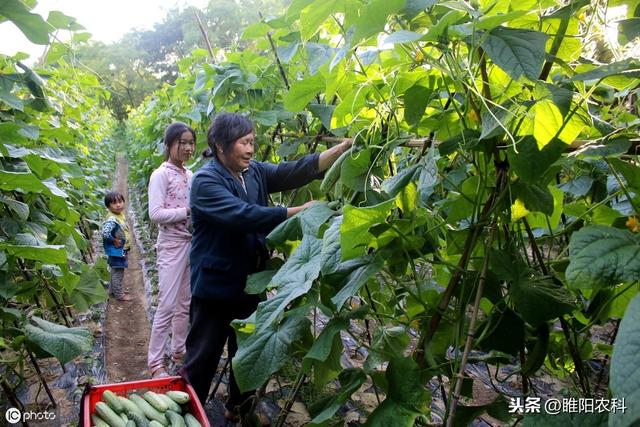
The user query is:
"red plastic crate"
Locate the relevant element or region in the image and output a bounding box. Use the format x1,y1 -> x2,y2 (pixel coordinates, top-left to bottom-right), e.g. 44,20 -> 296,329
81,376 -> 210,427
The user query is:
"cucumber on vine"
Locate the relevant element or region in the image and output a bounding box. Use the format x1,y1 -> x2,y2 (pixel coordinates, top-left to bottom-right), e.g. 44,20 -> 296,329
319,147 -> 353,194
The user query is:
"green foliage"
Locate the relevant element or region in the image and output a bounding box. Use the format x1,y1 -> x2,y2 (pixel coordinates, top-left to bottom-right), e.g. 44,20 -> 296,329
123,0 -> 640,425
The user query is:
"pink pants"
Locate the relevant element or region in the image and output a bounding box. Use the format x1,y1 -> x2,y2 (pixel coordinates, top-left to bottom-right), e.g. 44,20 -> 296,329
147,239 -> 191,371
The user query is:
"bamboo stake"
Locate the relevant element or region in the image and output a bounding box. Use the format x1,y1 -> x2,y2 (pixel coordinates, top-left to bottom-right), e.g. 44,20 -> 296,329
194,11 -> 214,59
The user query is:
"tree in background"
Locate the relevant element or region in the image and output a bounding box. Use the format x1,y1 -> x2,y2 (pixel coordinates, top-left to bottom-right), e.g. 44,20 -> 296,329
73,0 -> 288,121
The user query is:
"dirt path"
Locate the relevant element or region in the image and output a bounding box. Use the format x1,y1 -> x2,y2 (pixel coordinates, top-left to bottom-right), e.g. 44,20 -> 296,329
104,155 -> 151,381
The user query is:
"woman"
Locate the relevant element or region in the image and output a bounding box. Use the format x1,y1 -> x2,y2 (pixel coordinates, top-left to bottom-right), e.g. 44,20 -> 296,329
147,122 -> 195,378
182,112 -> 351,419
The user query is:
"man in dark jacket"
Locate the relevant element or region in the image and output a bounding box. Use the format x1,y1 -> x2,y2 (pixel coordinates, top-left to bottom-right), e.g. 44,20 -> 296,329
182,112 -> 351,421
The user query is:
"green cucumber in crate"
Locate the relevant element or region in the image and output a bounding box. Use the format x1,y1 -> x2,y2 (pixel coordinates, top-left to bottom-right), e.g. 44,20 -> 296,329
126,421 -> 136,427
165,391 -> 190,404
149,421 -> 165,427
103,390 -> 125,413
129,394 -> 168,425
183,414 -> 202,427
95,402 -> 127,427
119,396 -> 145,418
165,410 -> 186,427
127,411 -> 150,427
157,393 -> 182,413
144,391 -> 169,412
91,413 -> 111,427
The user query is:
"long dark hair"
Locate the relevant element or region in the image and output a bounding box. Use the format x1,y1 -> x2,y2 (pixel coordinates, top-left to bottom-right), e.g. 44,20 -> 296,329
203,112 -> 254,158
163,122 -> 196,160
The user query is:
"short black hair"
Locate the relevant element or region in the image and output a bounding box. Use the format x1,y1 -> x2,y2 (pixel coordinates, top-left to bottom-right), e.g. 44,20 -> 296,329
204,112 -> 254,158
104,191 -> 125,208
163,122 -> 196,160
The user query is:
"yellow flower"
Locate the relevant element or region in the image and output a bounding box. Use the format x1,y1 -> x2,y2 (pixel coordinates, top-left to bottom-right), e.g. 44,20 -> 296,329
415,50 -> 424,62
626,216 -> 640,233
511,199 -> 530,222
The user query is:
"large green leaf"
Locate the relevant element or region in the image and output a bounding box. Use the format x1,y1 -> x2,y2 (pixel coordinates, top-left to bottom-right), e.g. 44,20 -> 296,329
255,236 -> 322,330
331,255 -> 384,310
340,199 -> 395,260
566,226 -> 640,289
0,0 -> 50,44
233,315 -> 310,392
283,73 -> 325,112
0,242 -> 67,264
24,316 -> 93,364
341,147 -> 371,191
364,357 -> 429,426
570,59 -> 640,81
481,27 -> 548,80
67,266 -> 109,312
507,137 -> 565,184
510,275 -> 576,326
308,369 -> 367,425
404,85 -> 432,128
299,0 -> 342,40
351,0 -> 406,42
0,171 -> 48,193
609,294 -> 640,427
384,30 -> 423,45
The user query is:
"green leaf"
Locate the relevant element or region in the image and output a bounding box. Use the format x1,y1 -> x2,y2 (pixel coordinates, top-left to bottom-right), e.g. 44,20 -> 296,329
0,171 -> 48,193
300,0 -> 342,40
609,294 -> 640,427
340,199 -> 395,260
570,59 -> 640,81
331,256 -> 384,310
307,43 -> 335,75
308,369 -> 367,425
341,148 -> 371,191
481,27 -> 548,80
508,137 -> 565,184
0,76 -> 23,110
404,85 -> 432,127
0,0 -> 50,44
618,18 -> 640,45
0,195 -> 29,220
255,236 -> 322,330
246,270 -> 277,294
0,241 -> 67,264
511,275 -> 576,326
566,226 -> 640,289
352,0 -> 406,43
47,11 -> 81,30
233,315 -> 310,392
283,74 -> 325,112
67,266 -> 108,311
364,357 -> 429,426
24,316 -> 92,364
512,182 -> 554,215
381,164 -> 420,197
308,103 -> 335,130
609,158 -> 640,191
384,30 -> 423,45
557,176 -> 594,197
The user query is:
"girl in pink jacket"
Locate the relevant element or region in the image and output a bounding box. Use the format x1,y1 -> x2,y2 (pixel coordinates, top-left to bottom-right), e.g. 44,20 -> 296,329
147,122 -> 195,378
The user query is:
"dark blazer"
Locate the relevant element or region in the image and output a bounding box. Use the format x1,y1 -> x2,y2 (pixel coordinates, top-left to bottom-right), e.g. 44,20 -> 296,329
189,153 -> 322,300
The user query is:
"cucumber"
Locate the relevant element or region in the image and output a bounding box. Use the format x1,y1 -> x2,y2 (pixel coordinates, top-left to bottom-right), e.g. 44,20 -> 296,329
165,410 -> 186,427
521,323 -> 550,376
119,396 -> 144,418
92,413 -> 111,427
126,421 -> 136,427
95,402 -> 126,427
129,393 -> 168,426
319,147 -> 352,194
127,411 -> 150,427
183,414 -> 202,427
165,390 -> 190,404
103,390 -> 125,413
144,391 -> 169,412
120,413 -> 129,423
149,422 -> 165,427
157,393 -> 182,413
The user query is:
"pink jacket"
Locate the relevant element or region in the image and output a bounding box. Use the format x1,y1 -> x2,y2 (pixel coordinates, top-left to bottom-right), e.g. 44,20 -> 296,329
148,162 -> 193,242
